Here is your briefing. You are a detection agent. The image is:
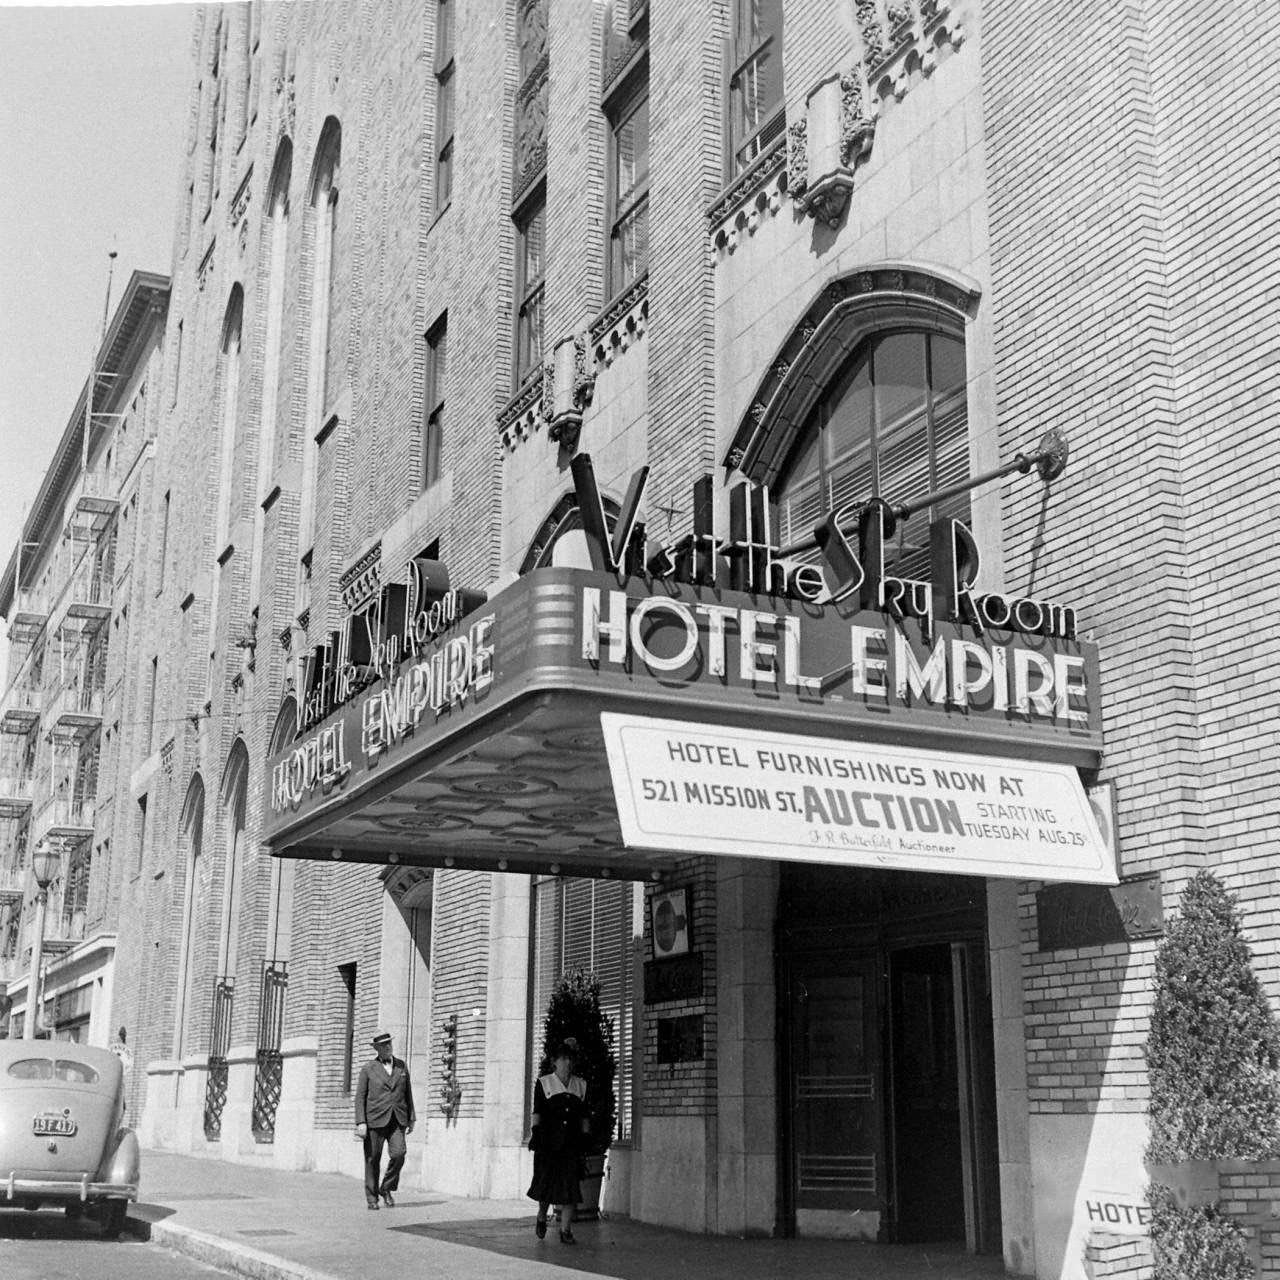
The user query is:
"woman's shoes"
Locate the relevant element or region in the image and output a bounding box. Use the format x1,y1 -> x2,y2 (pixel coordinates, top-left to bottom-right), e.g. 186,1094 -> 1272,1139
534,1217 -> 547,1239
559,1229 -> 576,1244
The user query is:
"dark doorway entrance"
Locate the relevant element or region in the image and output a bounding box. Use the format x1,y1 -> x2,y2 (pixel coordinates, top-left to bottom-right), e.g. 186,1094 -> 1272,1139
890,943 -> 964,1241
779,866 -> 1001,1251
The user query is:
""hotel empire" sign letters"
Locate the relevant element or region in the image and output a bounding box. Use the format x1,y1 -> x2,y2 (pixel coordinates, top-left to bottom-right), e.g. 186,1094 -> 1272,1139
268,454 -> 1095,826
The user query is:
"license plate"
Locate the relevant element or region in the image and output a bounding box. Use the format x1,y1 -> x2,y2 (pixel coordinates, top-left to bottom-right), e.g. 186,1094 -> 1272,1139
32,1114 -> 76,1137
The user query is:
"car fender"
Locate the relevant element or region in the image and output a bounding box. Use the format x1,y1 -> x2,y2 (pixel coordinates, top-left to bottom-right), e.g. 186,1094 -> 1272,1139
102,1127 -> 140,1194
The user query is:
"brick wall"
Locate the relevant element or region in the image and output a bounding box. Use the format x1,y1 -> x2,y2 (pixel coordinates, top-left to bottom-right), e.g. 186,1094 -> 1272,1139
1082,1231 -> 1153,1280
427,870 -> 492,1122
983,0 -> 1196,1115
646,0 -> 726,523
642,856 -> 719,1118
1144,0 -> 1280,978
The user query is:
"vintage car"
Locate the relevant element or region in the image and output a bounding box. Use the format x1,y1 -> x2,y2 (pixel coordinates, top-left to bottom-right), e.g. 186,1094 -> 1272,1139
0,1039 -> 139,1235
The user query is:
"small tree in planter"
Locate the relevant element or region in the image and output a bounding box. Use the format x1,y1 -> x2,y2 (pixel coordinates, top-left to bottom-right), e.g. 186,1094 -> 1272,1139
540,967 -> 617,1159
1145,869 -> 1280,1278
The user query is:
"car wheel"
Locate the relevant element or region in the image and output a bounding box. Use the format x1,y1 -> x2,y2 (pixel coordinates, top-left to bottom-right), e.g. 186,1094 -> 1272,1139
100,1200 -> 127,1239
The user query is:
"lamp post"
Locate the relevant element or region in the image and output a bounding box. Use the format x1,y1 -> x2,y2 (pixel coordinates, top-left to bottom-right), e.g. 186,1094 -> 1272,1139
23,838 -> 62,1040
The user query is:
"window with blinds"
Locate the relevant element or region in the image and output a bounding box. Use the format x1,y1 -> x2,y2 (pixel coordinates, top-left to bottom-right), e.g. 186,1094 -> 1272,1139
531,876 -> 638,1142
776,329 -> 968,582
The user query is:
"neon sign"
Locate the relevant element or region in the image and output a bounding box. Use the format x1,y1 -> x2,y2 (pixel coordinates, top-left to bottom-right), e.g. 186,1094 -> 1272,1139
569,454 -> 1076,644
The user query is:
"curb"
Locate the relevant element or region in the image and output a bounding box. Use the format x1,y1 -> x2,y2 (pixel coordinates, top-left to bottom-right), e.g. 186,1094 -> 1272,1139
128,1210 -> 343,1280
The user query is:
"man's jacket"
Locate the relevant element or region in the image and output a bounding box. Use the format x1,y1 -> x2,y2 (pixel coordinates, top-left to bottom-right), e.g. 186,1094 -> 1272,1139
355,1057 -> 416,1128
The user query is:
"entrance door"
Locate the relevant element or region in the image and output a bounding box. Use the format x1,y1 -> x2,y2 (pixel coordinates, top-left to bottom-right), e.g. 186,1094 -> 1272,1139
889,944 -> 964,1242
778,867 -> 1001,1249
785,954 -> 884,1238
888,940 -> 1000,1250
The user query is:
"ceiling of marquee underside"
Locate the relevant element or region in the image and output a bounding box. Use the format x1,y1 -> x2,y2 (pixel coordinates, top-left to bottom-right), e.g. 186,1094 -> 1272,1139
272,695 -> 679,880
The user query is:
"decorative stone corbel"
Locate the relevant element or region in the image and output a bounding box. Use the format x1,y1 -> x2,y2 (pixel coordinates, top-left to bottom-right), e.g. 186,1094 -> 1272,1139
798,74 -> 867,227
545,333 -> 595,450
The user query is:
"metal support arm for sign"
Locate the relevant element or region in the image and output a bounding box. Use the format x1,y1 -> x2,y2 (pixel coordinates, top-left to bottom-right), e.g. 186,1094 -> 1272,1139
780,428 -> 1068,559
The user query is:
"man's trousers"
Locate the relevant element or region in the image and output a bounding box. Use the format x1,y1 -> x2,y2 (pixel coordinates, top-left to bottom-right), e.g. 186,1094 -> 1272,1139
363,1119 -> 406,1205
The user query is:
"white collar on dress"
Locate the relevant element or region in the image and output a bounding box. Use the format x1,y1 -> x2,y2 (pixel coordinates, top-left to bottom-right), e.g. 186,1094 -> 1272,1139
539,1071 -> 585,1099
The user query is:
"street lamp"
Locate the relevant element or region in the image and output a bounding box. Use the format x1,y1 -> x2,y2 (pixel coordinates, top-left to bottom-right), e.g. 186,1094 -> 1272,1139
23,838 -> 62,1040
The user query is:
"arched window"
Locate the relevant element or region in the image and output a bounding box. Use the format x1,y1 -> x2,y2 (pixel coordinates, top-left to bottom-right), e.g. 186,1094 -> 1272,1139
250,139 -> 292,609
219,740 -> 251,981
175,775 -> 205,1057
215,287 -> 244,555
775,327 -> 968,581
210,287 -> 244,655
300,119 -> 342,564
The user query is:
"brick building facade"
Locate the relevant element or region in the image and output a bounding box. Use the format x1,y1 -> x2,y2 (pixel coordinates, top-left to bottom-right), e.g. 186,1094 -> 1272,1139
3,2 -> 1279,1278
0,271 -> 169,1052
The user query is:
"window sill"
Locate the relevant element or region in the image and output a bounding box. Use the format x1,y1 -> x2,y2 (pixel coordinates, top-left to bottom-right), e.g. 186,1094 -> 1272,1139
705,126 -> 788,234
589,275 -> 650,371
429,201 -> 452,233
497,373 -> 545,451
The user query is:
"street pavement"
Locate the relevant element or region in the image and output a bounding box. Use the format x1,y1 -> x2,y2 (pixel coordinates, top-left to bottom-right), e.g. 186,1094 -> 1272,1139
129,1149 -> 1008,1280
1,1203 -> 234,1280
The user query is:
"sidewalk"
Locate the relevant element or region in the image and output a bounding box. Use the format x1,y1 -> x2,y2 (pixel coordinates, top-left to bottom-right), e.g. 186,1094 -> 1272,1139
129,1149 -> 1007,1280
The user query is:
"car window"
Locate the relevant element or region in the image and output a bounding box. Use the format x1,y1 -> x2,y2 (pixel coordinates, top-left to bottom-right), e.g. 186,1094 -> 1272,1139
7,1058 -> 54,1080
54,1060 -> 100,1084
5,1058 -> 100,1083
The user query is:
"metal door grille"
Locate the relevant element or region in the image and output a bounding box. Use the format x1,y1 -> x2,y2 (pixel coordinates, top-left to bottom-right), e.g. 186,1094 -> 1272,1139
252,961 -> 287,1143
799,1154 -> 877,1194
203,975 -> 234,1140
798,1073 -> 875,1100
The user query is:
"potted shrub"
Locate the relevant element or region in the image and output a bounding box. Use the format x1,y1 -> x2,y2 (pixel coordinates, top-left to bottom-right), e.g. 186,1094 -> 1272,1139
539,967 -> 617,1217
1144,869 -> 1280,1277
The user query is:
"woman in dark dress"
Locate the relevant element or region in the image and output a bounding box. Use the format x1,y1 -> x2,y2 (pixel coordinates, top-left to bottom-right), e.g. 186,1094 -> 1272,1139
527,1038 -> 590,1243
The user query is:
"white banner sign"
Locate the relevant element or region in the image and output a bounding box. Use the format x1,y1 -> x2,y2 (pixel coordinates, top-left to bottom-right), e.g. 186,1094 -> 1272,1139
601,713 -> 1116,884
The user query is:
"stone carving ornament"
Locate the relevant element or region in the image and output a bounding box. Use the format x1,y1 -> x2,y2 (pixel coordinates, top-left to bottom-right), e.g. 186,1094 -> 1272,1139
840,72 -> 875,167
855,0 -> 889,68
518,0 -> 548,80
787,119 -> 809,197
887,1 -> 914,44
516,78 -> 548,176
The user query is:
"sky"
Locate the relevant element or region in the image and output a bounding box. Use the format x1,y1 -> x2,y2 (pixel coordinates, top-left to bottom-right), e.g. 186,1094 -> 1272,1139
0,1 -> 196,671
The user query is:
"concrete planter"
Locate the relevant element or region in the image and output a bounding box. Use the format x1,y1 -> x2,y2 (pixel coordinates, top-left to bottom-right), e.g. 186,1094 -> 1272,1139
577,1152 -> 607,1221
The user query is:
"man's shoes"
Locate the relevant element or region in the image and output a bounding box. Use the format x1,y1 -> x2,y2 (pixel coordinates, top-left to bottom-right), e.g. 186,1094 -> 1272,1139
535,1216 -> 547,1239
366,1201 -> 380,1211
381,1190 -> 395,1208
559,1229 -> 576,1244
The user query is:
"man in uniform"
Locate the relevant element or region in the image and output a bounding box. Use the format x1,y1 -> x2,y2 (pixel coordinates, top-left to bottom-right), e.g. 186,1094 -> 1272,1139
354,1032 -> 415,1208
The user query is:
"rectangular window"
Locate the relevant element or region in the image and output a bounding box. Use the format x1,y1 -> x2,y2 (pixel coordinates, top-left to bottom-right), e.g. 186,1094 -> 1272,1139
339,962 -> 357,1091
608,91 -> 649,297
172,320 -> 184,406
136,795 -> 148,876
531,877 -> 638,1143
158,490 -> 171,591
321,187 -> 342,418
61,844 -> 92,938
729,0 -> 784,174
423,314 -> 447,490
514,194 -> 546,387
435,0 -> 455,213
145,657 -> 159,755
